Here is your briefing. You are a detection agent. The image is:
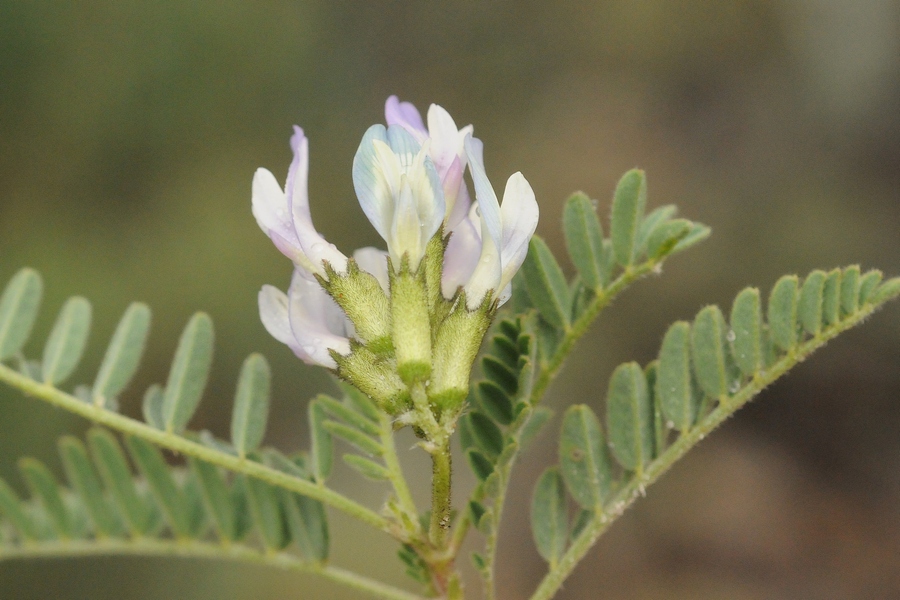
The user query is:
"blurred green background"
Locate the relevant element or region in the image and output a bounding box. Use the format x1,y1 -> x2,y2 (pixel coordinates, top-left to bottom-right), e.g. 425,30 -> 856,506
1,0 -> 899,598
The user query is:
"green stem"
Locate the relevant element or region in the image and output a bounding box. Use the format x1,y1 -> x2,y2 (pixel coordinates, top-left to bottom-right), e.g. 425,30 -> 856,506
0,363 -> 390,534
379,412 -> 420,533
429,439 -> 452,549
0,538 -> 425,600
528,299 -> 888,600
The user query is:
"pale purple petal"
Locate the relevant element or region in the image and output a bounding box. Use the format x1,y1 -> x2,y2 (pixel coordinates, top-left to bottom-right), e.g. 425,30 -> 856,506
442,216 -> 482,298
441,157 -> 472,229
252,168 -> 301,255
259,285 -> 298,349
463,135 -> 502,249
286,272 -> 351,368
385,95 -> 427,142
497,172 -> 539,291
287,127 -> 348,273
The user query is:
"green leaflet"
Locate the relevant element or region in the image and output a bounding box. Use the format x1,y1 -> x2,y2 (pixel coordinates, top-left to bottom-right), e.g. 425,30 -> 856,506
314,394 -> 380,436
181,468 -> 208,537
189,458 -> 237,542
646,361 -> 667,454
0,268 -> 43,362
563,192 -> 607,290
230,353 -> 271,459
798,270 -> 826,336
58,436 -> 124,538
92,303 -> 151,407
243,475 -> 289,551
729,288 -> 763,377
142,384 -> 165,430
558,405 -> 612,509
87,428 -> 152,536
821,268 -> 842,326
465,412 -> 504,461
466,449 -> 494,482
521,236 -> 572,330
162,313 -> 214,434
858,270 -> 883,305
610,169 -> 647,267
308,399 -> 333,483
871,277 -> 900,304
656,321 -> 698,433
482,355 -> 518,396
768,275 -> 799,351
19,458 -> 74,538
636,205 -> 677,254
840,265 -> 860,316
645,218 -> 691,259
41,297 -> 92,385
322,420 -> 383,457
691,305 -> 731,398
530,467 -> 568,567
343,454 -> 391,481
606,362 -> 653,474
671,222 -> 711,253
0,477 -> 40,541
278,488 -> 329,562
125,436 -> 191,537
476,380 -> 514,426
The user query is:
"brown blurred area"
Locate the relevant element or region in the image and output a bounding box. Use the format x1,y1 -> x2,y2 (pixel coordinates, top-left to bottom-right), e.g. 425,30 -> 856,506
1,1 -> 898,598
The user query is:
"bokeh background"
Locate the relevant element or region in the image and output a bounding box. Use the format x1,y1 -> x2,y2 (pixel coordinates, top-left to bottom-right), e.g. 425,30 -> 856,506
1,1 -> 899,598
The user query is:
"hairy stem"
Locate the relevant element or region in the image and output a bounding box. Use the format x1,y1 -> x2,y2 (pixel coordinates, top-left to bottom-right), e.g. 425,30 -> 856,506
429,440 -> 452,548
528,298 -> 890,600
0,538 -> 425,600
379,412 -> 420,534
0,364 -> 390,534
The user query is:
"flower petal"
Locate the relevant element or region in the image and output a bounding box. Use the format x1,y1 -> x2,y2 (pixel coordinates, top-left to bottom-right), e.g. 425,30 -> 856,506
259,285 -> 297,349
353,125 -> 394,241
287,127 -> 348,273
498,172 -> 539,290
442,215 -> 482,298
252,168 -> 299,251
463,135 -> 502,247
286,271 -> 351,368
385,95 -> 427,142
426,104 -> 463,174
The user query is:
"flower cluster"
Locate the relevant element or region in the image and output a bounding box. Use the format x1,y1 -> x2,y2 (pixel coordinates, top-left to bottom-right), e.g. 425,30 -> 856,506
253,97 -> 538,428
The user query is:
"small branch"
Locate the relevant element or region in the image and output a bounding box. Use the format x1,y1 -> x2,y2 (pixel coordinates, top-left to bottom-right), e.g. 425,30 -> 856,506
0,364 -> 390,534
0,538 -> 425,600
528,298 -> 892,600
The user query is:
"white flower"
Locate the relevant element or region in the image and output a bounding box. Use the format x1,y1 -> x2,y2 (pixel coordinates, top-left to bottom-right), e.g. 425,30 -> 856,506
451,135 -> 539,309
252,126 -> 348,276
352,124 -> 445,271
